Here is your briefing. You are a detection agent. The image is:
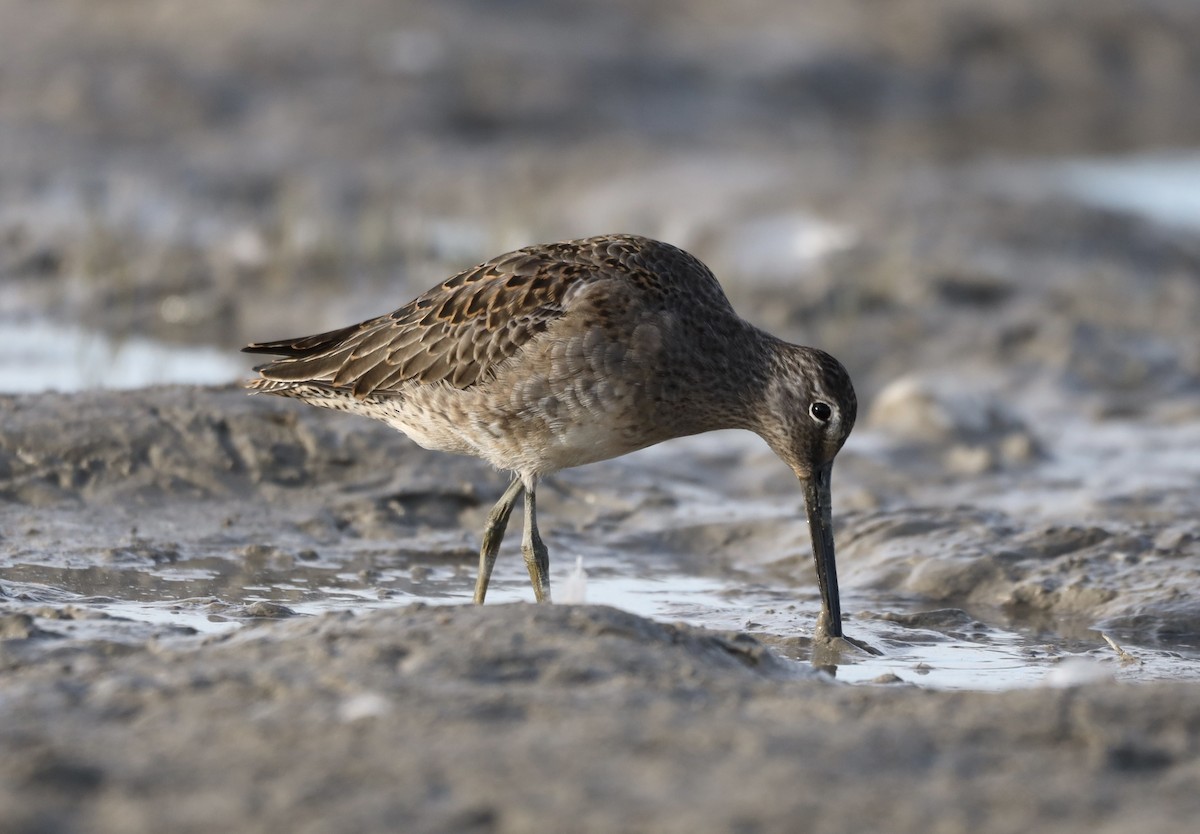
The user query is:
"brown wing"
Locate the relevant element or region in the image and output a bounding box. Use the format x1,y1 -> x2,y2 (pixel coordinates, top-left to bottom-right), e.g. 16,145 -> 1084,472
243,238 -> 636,397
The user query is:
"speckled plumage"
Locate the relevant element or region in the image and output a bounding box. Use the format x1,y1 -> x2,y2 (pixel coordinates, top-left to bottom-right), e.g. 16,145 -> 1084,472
244,234 -> 857,634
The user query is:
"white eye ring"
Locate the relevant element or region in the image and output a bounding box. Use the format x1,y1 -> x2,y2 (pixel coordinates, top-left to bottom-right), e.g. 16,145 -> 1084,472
810,401 -> 833,423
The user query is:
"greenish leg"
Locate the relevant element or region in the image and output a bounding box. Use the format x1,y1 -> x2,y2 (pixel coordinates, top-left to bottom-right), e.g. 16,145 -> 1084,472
521,476 -> 552,603
473,477 -> 524,604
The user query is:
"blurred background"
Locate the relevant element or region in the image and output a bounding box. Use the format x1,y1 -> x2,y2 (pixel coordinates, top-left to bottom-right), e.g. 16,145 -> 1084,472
2,0 -> 1199,409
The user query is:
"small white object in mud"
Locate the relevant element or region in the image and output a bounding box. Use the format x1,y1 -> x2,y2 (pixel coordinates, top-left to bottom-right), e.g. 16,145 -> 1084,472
1041,657 -> 1113,688
338,692 -> 393,722
560,556 -> 589,604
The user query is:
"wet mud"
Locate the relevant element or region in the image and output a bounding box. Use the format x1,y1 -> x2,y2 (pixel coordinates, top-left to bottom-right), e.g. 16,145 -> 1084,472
6,604 -> 1200,834
4,1 -> 1200,832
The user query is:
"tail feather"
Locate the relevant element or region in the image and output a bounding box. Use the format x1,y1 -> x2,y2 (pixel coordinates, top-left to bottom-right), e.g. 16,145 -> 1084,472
241,323 -> 363,358
243,377 -> 361,410
244,377 -> 296,394
242,322 -> 368,387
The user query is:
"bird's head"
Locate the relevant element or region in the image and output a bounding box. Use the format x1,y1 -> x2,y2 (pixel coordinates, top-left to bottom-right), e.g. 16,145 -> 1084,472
758,345 -> 857,480
756,344 -> 857,639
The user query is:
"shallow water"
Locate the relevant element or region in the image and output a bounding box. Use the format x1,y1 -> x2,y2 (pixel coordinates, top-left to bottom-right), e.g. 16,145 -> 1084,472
0,318 -> 243,393
6,529 -> 1200,692
1054,152 -> 1200,229
985,150 -> 1200,229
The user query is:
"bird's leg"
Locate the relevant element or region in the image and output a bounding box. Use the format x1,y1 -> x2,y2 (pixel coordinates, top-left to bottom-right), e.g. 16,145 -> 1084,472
521,475 -> 552,603
473,476 -> 524,604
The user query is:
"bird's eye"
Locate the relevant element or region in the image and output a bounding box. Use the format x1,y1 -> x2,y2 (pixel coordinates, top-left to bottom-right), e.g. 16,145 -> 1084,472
810,401 -> 833,422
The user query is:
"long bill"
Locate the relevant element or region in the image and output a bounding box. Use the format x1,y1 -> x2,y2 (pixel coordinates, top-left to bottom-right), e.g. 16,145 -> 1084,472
803,462 -> 843,639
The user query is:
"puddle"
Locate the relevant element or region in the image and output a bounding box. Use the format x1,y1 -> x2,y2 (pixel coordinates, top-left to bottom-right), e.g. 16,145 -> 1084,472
0,318 -> 244,393
1053,152 -> 1200,229
6,541 -> 1200,691
985,150 -> 1200,229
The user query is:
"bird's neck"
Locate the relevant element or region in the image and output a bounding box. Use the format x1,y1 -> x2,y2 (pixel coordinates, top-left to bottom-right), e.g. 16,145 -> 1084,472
668,320 -> 777,436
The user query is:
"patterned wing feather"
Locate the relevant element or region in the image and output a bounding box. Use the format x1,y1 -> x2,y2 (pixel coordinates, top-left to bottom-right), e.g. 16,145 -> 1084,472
243,244 -> 603,397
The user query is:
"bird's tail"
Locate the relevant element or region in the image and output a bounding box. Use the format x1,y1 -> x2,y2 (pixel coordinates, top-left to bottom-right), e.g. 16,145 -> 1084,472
241,323 -> 362,359
243,376 -> 299,395
241,322 -> 366,394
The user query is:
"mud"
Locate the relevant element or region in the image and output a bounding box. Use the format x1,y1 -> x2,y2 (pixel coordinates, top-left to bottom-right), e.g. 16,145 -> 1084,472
4,1 -> 1200,832
5,604 -> 1200,834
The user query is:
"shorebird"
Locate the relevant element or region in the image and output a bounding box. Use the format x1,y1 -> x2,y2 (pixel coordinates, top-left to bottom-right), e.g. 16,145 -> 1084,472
244,234 -> 856,636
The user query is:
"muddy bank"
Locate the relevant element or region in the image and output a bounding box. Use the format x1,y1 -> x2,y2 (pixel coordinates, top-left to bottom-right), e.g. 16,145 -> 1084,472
2,381 -> 1198,668
0,380 -> 1195,613
2,604 -> 1199,834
